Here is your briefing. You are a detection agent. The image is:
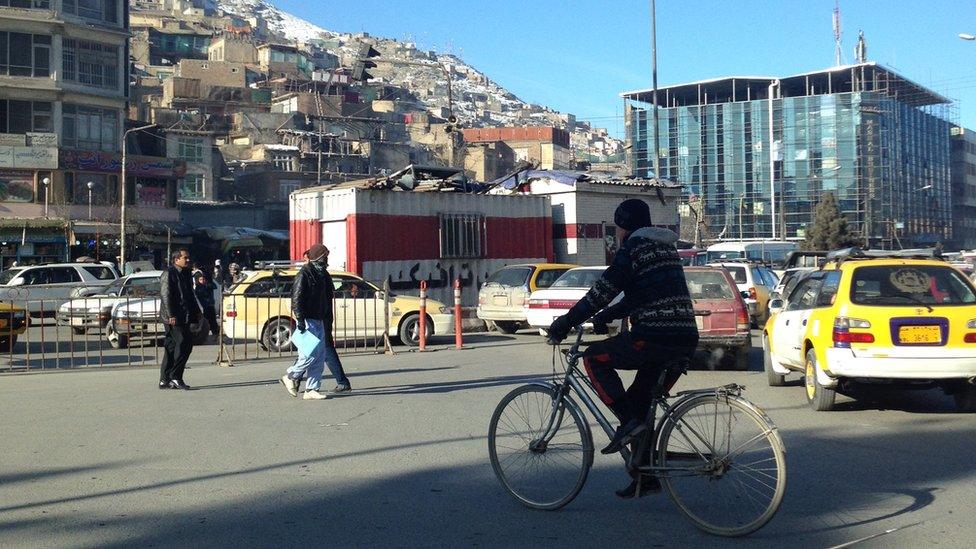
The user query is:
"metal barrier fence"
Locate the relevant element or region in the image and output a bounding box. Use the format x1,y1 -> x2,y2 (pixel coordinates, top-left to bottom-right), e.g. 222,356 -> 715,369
0,278 -> 394,373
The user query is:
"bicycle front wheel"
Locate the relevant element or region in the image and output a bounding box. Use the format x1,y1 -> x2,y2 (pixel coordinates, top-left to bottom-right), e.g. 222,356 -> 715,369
488,384 -> 594,510
658,394 -> 787,537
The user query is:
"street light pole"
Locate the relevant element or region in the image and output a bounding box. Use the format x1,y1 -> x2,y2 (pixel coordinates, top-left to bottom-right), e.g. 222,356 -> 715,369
120,124 -> 155,269
42,177 -> 50,218
87,181 -> 94,221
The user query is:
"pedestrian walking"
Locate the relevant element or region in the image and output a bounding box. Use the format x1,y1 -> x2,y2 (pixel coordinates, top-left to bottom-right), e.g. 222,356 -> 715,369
280,244 -> 351,400
159,249 -> 202,391
194,273 -> 220,339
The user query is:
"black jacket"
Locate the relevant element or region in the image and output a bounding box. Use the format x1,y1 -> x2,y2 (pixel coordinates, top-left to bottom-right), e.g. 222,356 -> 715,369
291,263 -> 334,326
194,280 -> 216,309
160,266 -> 202,325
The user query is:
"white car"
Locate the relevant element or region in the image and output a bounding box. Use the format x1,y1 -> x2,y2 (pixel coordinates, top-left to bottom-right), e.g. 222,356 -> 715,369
108,291 -> 209,349
708,262 -> 779,325
0,262 -> 120,315
57,271 -> 163,334
525,267 -> 621,336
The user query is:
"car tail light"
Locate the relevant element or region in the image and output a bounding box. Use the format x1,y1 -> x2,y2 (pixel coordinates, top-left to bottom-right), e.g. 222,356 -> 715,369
749,287 -> 757,300
833,316 -> 874,347
478,296 -> 487,306
528,299 -> 549,309
225,305 -> 237,318
736,304 -> 750,332
965,333 -> 976,343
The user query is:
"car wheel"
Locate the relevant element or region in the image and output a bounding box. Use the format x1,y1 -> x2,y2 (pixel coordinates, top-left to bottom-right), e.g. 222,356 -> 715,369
72,327 -> 86,336
763,335 -> 786,387
493,320 -> 520,334
398,313 -> 431,347
804,348 -> 836,411
262,318 -> 295,353
954,385 -> 976,412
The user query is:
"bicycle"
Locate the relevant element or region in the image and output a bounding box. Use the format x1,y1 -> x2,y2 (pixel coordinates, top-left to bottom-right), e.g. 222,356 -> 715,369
488,327 -> 787,537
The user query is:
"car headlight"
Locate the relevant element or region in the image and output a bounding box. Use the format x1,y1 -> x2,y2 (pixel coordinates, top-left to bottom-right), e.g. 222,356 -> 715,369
438,306 -> 452,314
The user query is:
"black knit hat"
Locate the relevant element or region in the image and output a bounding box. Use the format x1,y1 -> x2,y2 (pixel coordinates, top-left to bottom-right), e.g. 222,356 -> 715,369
614,199 -> 652,231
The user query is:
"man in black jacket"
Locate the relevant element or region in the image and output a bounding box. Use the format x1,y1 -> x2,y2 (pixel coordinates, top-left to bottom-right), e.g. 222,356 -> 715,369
280,244 -> 351,400
548,199 -> 699,498
159,249 -> 202,390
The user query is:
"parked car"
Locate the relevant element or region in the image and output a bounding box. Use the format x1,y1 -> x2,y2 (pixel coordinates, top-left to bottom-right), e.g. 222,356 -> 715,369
107,280 -> 210,350
57,271 -> 163,335
0,301 -> 28,349
763,249 -> 976,412
684,266 -> 752,370
708,261 -> 779,326
477,263 -> 577,334
222,269 -> 454,350
0,262 -> 120,316
525,267 -> 622,336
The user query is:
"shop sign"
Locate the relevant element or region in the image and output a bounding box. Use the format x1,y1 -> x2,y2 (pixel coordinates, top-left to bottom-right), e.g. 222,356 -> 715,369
0,134 -> 26,146
60,150 -> 121,173
5,147 -> 58,169
27,133 -> 58,147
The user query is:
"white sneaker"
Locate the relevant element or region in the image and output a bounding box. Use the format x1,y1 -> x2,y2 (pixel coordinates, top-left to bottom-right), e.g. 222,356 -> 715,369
280,375 -> 299,397
303,390 -> 329,400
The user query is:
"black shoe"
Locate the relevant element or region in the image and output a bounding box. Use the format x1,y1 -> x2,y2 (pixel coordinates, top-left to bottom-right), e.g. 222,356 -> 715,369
615,475 -> 662,499
159,381 -> 171,390
169,380 -> 191,390
331,384 -> 351,394
601,419 -> 646,455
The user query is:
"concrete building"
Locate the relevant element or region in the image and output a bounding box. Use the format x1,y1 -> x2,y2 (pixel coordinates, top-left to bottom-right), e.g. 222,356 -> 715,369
207,35 -> 257,64
951,126 -> 976,250
622,63 -> 953,247
462,127 -> 572,171
0,0 -> 181,264
165,128 -> 217,202
257,43 -> 313,80
463,141 -> 515,182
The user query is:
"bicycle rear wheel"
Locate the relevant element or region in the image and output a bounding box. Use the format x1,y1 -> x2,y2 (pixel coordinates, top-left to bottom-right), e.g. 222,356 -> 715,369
488,384 -> 593,510
658,393 -> 787,537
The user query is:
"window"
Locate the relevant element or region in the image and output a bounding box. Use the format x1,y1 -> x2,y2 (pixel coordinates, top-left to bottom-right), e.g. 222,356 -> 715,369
815,271 -> 842,308
334,278 -> 376,299
439,213 -> 484,259
0,1 -> 52,8
270,153 -> 293,171
63,0 -> 118,25
62,39 -> 119,90
21,267 -> 52,285
50,267 -> 81,284
82,265 -> 114,280
178,174 -> 204,200
69,173 -> 114,205
62,104 -> 118,151
552,269 -> 603,289
177,137 -> 204,163
786,277 -> 823,311
685,270 -> 736,300
243,275 -> 293,297
850,265 -> 976,306
0,32 -> 50,77
535,268 -> 569,289
121,277 -> 159,297
485,267 -> 532,288
723,265 -> 747,284
0,100 -> 52,133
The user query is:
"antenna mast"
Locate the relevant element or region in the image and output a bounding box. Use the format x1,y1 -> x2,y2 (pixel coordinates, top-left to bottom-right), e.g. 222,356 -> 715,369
833,0 -> 842,66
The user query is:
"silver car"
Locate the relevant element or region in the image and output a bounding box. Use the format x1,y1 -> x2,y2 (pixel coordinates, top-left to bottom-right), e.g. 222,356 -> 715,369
0,262 -> 120,316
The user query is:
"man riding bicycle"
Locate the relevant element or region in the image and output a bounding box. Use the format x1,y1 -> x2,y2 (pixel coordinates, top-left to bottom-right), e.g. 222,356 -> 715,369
547,198 -> 699,499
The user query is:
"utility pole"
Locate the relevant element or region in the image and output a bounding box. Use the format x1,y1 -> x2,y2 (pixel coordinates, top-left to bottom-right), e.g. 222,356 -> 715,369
120,124 -> 156,269
650,0 -> 661,181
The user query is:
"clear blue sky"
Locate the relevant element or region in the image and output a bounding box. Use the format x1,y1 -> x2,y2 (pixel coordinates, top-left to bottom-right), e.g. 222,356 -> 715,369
276,0 -> 976,136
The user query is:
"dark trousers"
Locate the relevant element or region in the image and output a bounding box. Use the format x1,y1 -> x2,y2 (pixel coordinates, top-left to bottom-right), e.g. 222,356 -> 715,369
203,306 -> 219,336
582,332 -> 696,426
160,324 -> 194,383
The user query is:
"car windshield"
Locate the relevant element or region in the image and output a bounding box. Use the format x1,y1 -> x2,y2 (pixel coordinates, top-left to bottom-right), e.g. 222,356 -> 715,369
706,251 -> 744,263
685,271 -> 736,299
485,267 -> 532,288
0,268 -> 24,285
722,266 -> 747,284
851,265 -> 976,306
102,278 -> 127,295
551,269 -> 603,289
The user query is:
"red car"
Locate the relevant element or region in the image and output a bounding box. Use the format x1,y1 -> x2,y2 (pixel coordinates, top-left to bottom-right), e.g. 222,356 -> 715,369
684,266 -> 752,370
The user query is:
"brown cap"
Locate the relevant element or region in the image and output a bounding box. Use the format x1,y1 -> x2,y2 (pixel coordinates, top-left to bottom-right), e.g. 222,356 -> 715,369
306,244 -> 329,261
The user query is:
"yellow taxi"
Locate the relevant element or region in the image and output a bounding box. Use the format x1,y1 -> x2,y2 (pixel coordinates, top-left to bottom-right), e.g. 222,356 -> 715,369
222,268 -> 453,350
762,249 -> 976,412
0,301 -> 28,350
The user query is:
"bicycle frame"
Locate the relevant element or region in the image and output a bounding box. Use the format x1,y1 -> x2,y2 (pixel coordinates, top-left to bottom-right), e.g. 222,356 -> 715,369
535,331 -> 745,478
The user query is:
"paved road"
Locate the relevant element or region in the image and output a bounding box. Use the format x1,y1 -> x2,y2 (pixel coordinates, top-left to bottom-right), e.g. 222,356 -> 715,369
1,331 -> 974,547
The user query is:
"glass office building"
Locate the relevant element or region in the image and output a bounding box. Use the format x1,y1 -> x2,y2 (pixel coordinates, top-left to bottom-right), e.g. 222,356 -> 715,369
622,64 -> 953,247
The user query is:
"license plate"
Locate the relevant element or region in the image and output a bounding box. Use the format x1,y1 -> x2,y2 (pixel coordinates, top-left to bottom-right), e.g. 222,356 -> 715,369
898,325 -> 941,344
695,315 -> 704,330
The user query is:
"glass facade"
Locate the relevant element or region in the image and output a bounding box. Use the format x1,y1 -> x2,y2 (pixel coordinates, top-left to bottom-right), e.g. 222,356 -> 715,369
626,71 -> 953,247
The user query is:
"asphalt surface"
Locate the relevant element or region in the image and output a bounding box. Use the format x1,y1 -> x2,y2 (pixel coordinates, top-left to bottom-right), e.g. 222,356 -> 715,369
1,330 -> 974,548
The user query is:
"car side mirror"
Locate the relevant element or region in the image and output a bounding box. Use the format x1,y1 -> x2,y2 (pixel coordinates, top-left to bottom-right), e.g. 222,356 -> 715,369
8,277 -> 24,287
740,290 -> 750,300
769,298 -> 784,312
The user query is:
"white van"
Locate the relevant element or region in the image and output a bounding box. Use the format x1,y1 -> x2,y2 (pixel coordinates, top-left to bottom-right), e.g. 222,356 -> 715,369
0,262 -> 120,315
705,241 -> 797,269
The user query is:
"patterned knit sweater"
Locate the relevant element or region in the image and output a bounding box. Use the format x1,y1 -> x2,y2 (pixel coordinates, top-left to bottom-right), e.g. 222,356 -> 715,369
563,227 -> 698,344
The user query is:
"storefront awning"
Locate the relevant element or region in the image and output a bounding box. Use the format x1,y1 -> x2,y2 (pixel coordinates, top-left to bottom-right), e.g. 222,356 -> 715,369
72,223 -> 120,236
222,237 -> 264,252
